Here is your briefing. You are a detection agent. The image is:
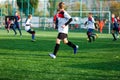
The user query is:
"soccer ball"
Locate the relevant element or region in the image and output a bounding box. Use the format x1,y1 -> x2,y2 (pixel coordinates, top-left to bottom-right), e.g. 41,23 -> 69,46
74,17 -> 79,22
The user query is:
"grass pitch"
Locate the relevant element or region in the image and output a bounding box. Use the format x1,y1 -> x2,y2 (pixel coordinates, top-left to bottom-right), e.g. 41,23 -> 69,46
0,29 -> 120,80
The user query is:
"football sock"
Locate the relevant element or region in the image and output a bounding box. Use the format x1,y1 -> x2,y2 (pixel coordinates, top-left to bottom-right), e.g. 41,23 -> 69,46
18,29 -> 22,36
32,34 -> 35,40
67,41 -> 76,49
12,28 -> 17,35
112,33 -> 116,40
53,44 -> 60,56
92,36 -> 95,41
88,36 -> 91,42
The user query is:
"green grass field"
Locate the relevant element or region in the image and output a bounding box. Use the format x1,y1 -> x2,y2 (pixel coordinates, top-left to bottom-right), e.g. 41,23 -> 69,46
0,29 -> 120,80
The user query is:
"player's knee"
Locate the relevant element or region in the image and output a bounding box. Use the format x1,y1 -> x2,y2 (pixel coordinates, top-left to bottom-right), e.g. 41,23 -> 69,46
56,39 -> 61,44
63,39 -> 68,44
87,32 -> 91,36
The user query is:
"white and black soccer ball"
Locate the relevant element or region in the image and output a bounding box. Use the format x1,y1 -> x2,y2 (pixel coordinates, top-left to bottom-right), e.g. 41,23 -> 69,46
74,17 -> 79,22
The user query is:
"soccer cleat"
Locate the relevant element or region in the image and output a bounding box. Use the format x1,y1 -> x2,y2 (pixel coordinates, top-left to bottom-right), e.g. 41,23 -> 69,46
117,36 -> 119,39
49,53 -> 56,59
74,45 -> 79,54
31,40 -> 36,42
113,39 -> 117,41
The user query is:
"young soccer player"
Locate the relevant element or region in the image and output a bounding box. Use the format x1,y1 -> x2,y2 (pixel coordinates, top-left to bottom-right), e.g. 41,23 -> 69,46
49,2 -> 78,59
85,13 -> 98,42
5,16 -> 17,34
14,12 -> 22,36
25,14 -> 36,42
98,20 -> 105,33
111,14 -> 119,41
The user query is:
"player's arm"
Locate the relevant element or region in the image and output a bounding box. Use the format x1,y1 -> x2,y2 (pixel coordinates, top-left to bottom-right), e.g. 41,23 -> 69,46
62,11 -> 72,28
65,18 -> 72,26
18,19 -> 21,22
18,16 -> 21,22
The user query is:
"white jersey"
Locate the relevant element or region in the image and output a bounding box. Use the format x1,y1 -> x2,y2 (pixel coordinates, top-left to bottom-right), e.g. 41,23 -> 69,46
25,19 -> 31,31
86,17 -> 95,29
57,10 -> 71,34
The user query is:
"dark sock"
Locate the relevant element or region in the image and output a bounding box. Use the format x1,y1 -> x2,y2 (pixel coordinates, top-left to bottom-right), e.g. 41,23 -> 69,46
12,28 -> 17,34
32,34 -> 35,40
112,33 -> 116,40
92,36 -> 95,41
53,44 -> 60,56
67,41 -> 76,49
18,29 -> 22,36
88,36 -> 91,42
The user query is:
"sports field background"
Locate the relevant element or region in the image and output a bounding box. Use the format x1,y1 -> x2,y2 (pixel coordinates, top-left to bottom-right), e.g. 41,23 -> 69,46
0,29 -> 120,80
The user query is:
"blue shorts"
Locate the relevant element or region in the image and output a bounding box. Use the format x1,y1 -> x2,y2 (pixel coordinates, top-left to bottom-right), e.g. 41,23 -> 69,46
88,28 -> 94,33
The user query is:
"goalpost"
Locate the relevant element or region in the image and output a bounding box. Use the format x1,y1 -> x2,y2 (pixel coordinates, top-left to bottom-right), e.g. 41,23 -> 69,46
68,11 -> 111,34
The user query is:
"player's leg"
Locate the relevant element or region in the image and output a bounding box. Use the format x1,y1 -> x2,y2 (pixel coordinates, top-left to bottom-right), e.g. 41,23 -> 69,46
116,28 -> 119,38
63,38 -> 78,54
17,23 -> 22,36
49,33 -> 62,59
5,26 -> 9,33
12,24 -> 17,35
53,38 -> 61,56
87,31 -> 92,42
27,29 -> 35,41
112,29 -> 117,41
49,38 -> 61,59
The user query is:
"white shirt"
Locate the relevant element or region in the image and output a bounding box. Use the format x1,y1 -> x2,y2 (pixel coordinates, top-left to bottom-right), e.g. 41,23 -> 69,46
86,17 -> 95,29
57,10 -> 71,34
25,19 -> 31,31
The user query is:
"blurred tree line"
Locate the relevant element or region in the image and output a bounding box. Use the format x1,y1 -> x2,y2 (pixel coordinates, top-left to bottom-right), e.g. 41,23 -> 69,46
0,0 -> 120,17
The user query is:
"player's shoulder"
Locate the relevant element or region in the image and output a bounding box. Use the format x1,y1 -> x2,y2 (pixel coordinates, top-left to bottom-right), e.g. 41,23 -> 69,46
59,10 -> 65,14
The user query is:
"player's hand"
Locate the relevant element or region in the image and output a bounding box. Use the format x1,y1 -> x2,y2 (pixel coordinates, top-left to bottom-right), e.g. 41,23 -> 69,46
62,25 -> 66,28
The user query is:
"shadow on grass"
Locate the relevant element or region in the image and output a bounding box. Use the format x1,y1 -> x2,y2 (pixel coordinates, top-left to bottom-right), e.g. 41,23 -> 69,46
0,78 -> 12,80
65,61 -> 120,71
0,38 -> 54,52
0,37 -> 120,53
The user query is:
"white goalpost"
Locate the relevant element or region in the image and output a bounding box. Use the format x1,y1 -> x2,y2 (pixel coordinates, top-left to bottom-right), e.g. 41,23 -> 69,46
68,11 -> 111,34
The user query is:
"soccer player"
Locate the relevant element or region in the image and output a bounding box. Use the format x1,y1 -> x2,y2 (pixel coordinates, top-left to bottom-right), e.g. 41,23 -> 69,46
25,14 -> 36,42
49,2 -> 78,59
111,14 -> 119,41
98,20 -> 105,33
14,12 -> 22,36
5,16 -> 17,34
116,16 -> 120,38
85,13 -> 98,42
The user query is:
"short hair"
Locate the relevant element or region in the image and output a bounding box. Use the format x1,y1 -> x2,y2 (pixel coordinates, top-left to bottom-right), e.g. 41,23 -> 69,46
57,9 -> 60,12
28,14 -> 32,18
58,2 -> 65,9
89,13 -> 93,15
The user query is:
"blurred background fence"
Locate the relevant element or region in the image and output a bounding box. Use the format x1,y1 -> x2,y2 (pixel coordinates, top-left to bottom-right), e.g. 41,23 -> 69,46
0,0 -> 120,33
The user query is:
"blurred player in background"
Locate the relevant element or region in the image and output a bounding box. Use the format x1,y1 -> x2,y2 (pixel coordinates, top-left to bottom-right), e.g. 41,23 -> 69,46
85,13 -> 98,43
111,14 -> 119,41
5,16 -> 17,34
116,16 -> 120,38
25,14 -> 36,42
14,12 -> 22,36
98,20 -> 105,33
49,2 -> 78,59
